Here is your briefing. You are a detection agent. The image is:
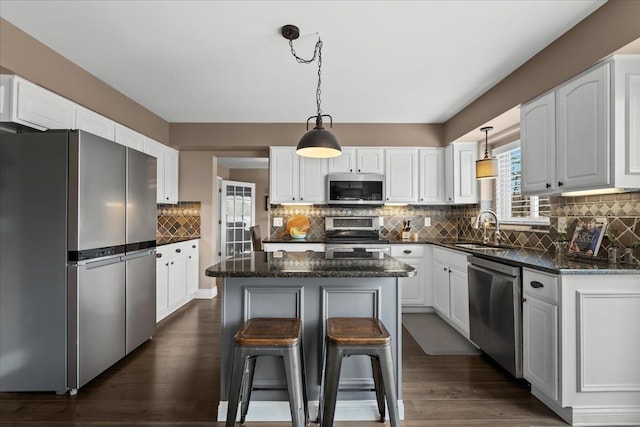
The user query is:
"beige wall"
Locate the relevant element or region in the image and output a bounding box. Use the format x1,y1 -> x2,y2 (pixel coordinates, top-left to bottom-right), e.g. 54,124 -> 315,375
0,18 -> 169,143
228,169 -> 270,237
169,123 -> 444,151
444,0 -> 640,143
178,152 -> 218,290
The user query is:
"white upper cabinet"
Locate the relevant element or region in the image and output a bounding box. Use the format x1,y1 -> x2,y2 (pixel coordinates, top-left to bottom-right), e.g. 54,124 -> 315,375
327,147 -> 384,174
75,106 -> 116,141
521,54 -> 640,194
0,75 -> 74,130
144,138 -> 179,204
299,156 -> 329,203
444,142 -> 477,204
385,148 -> 418,203
418,148 -> 445,203
270,147 -> 328,204
556,62 -> 610,191
115,124 -> 145,151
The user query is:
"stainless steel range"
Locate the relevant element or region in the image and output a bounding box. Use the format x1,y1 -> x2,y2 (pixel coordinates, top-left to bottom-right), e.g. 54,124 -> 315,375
325,216 -> 390,259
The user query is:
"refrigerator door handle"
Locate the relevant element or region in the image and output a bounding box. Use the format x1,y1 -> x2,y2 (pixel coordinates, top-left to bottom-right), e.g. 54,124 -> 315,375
83,256 -> 124,270
121,250 -> 156,262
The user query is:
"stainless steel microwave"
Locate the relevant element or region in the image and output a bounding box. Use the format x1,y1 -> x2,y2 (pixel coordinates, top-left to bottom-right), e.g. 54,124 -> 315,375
327,173 -> 385,205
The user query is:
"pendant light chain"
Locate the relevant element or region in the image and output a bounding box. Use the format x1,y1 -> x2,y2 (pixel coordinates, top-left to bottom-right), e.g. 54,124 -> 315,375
288,38 -> 323,117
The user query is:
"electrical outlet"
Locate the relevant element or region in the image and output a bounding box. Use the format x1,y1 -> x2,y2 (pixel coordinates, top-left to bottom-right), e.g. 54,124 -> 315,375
273,217 -> 283,227
558,217 -> 567,233
424,217 -> 431,227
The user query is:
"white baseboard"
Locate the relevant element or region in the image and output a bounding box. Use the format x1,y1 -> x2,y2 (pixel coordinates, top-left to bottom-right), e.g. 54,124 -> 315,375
193,287 -> 216,299
572,407 -> 640,426
217,400 -> 404,422
402,306 -> 435,314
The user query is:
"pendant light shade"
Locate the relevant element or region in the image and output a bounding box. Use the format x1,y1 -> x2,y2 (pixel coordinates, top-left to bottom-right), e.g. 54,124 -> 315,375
282,24 -> 342,159
296,115 -> 341,158
476,126 -> 498,180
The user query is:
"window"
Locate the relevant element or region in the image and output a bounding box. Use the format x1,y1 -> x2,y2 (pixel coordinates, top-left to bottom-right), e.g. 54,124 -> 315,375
494,141 -> 550,225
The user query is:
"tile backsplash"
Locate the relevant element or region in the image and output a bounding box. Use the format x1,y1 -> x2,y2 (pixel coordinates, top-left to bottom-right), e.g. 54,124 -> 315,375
270,191 -> 640,260
157,201 -> 201,241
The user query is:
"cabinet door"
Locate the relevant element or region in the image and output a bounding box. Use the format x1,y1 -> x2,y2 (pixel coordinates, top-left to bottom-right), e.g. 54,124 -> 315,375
186,243 -> 199,297
76,107 -> 116,141
449,267 -> 470,337
168,254 -> 187,307
156,260 -> 169,321
418,148 -> 445,203
143,139 -> 166,203
328,147 -> 356,173
521,92 -> 557,194
523,297 -> 558,400
356,148 -> 384,174
433,260 -> 450,317
299,157 -> 328,203
444,145 -> 454,203
269,147 -> 299,203
557,63 -> 610,191
15,78 -> 75,130
452,142 -> 477,204
115,125 -> 145,151
164,147 -> 179,203
385,148 -> 418,203
399,257 -> 424,306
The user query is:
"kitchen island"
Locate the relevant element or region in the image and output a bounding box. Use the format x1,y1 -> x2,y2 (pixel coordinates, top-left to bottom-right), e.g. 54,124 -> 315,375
205,251 -> 415,422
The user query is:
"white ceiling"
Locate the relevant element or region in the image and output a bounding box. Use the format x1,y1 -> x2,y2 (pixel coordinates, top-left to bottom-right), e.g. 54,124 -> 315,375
1,0 -> 606,124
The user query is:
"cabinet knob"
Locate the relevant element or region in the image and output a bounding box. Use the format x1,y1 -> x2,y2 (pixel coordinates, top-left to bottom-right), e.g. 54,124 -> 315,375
443,266 -> 447,271
522,297 -> 527,303
292,197 -> 295,200
421,198 -> 424,201
165,262 -> 169,266
358,169 -> 361,172
192,245 -> 196,248
545,183 -> 551,188
166,197 -> 169,200
175,248 -> 181,253
530,280 -> 544,289
557,181 -> 564,187
386,197 -> 389,201
156,253 -> 162,258
350,169 -> 353,172
171,261 -> 174,265
188,256 -> 191,259
300,197 -> 303,200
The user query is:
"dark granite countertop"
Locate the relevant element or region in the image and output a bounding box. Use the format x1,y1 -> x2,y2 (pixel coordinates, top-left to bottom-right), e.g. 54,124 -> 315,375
157,236 -> 200,246
205,251 -> 416,278
257,236 -> 639,274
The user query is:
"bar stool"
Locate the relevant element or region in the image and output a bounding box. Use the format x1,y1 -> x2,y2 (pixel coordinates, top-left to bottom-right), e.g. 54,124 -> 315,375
226,317 -> 309,427
319,317 -> 399,427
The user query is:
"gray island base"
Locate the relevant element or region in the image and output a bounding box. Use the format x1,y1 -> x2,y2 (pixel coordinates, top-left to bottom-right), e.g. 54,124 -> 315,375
205,251 -> 415,422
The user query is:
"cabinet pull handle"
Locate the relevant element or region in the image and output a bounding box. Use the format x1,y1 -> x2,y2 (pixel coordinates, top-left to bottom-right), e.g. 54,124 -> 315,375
530,280 -> 544,288
403,250 -> 412,254
156,253 -> 162,258
175,248 -> 181,253
557,181 -> 564,187
545,183 -> 551,188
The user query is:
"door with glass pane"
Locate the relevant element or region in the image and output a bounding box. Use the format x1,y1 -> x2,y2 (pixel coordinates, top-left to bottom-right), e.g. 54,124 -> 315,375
220,180 -> 255,259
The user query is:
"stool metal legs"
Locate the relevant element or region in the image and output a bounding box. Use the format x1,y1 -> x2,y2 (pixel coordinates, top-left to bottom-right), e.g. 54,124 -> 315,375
226,345 -> 308,427
320,343 -> 399,427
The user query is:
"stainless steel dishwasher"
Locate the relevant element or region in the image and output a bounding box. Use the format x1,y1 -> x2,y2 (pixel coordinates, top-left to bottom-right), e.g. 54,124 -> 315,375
467,256 -> 523,378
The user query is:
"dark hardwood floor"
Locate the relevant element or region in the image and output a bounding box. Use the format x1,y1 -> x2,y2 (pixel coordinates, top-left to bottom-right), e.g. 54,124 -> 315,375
0,298 -> 567,426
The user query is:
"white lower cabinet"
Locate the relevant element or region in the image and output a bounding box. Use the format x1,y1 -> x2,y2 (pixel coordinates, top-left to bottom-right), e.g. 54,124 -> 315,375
156,239 -> 200,322
432,247 -> 470,338
392,245 -> 427,306
522,268 -> 640,426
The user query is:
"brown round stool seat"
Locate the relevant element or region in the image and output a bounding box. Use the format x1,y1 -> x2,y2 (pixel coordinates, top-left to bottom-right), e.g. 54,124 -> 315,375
326,317 -> 390,345
227,317 -> 308,427
234,317 -> 301,347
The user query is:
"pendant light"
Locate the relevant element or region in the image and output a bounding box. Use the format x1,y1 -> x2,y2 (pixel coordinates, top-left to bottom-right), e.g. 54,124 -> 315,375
282,24 -> 341,158
476,126 -> 498,180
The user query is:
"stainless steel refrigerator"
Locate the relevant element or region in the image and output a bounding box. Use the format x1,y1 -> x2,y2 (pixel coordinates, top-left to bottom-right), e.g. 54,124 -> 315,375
0,130 -> 157,394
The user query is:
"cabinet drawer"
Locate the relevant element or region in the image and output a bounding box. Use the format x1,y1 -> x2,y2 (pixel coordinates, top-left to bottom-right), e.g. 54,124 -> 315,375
523,268 -> 559,303
391,245 -> 424,257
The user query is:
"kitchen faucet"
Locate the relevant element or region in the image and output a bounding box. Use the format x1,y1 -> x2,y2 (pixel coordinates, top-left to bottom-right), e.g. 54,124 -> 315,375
472,210 -> 503,245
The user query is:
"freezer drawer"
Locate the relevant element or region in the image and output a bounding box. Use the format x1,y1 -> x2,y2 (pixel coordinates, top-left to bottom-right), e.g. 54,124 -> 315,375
68,257 -> 126,391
